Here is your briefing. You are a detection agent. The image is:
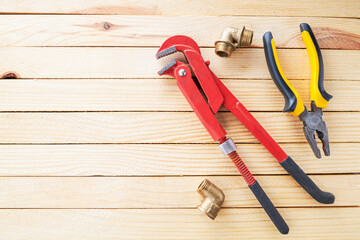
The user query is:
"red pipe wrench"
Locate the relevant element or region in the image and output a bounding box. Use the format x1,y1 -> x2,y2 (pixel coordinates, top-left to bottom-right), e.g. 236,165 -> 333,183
156,35 -> 334,234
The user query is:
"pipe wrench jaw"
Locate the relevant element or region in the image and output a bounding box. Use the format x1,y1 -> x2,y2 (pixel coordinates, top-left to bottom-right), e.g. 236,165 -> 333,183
158,59 -> 179,77
156,37 -> 199,77
156,38 -> 227,141
156,37 -> 223,114
156,35 -> 201,59
157,59 -> 192,82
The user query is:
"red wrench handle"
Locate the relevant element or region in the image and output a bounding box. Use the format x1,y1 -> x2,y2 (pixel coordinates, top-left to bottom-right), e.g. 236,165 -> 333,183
212,71 -> 287,162
230,97 -> 334,204
212,71 -> 335,204
230,101 -> 288,162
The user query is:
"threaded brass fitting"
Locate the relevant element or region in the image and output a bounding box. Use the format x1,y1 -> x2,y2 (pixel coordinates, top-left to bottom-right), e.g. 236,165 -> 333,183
215,26 -> 253,58
197,179 -> 225,220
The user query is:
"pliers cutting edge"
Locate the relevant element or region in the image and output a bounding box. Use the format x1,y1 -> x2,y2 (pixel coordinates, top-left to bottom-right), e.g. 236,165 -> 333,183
156,35 -> 334,234
263,23 -> 332,158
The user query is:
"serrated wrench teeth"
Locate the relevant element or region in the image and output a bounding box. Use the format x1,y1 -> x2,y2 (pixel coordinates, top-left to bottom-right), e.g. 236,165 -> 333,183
158,59 -> 177,75
156,46 -> 177,59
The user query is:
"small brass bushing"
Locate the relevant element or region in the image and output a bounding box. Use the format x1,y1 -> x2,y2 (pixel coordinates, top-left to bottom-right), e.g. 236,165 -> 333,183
215,42 -> 235,58
197,179 -> 225,220
215,26 -> 253,58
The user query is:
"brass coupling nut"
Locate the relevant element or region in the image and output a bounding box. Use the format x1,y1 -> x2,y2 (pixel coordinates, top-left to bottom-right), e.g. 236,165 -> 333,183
215,26 -> 253,58
197,179 -> 225,220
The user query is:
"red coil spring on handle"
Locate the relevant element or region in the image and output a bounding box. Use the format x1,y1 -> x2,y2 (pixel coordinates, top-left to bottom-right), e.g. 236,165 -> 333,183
220,137 -> 256,186
228,151 -> 256,186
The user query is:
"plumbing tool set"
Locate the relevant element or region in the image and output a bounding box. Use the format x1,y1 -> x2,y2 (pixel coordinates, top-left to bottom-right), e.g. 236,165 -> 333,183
156,23 -> 334,234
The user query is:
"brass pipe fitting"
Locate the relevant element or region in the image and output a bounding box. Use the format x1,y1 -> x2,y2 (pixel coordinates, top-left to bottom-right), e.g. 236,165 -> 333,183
215,26 -> 253,58
197,179 -> 225,220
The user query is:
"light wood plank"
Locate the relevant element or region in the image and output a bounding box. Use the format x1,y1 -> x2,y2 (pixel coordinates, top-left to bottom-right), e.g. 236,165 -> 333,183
0,3 -> 357,240
0,208 -> 358,239
0,112 -> 356,143
0,48 -> 359,80
0,175 -> 357,208
0,15 -> 359,48
0,143 -> 357,176
0,0 -> 358,17
0,79 -> 356,111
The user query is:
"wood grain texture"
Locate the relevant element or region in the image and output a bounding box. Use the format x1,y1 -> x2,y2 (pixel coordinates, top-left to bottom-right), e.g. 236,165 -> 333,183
0,208 -> 358,239
0,0 -> 358,17
0,15 -> 359,48
0,143 -> 357,176
0,1 -> 358,238
0,79 -> 356,111
0,47 -> 359,80
0,175 -> 357,208
0,112 -> 356,143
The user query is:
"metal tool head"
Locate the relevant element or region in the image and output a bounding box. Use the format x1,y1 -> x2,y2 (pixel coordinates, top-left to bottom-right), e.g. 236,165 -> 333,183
157,59 -> 190,78
156,35 -> 201,59
156,35 -> 200,77
158,59 -> 177,76
299,102 -> 330,158
156,35 -> 224,114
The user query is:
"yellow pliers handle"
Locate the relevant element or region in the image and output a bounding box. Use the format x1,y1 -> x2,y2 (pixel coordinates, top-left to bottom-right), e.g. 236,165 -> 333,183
301,23 -> 333,108
263,23 -> 332,116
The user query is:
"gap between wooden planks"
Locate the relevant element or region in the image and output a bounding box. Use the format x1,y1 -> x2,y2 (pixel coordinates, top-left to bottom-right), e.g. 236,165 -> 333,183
0,112 -> 357,143
0,79 -> 357,111
0,0 -> 358,17
0,175 -> 358,208
0,143 -> 357,176
0,15 -> 359,48
0,47 -> 359,79
0,6 -> 356,240
0,208 -> 358,240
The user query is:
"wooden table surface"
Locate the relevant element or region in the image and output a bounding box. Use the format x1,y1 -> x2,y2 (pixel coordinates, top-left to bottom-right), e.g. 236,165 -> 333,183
0,1 -> 359,239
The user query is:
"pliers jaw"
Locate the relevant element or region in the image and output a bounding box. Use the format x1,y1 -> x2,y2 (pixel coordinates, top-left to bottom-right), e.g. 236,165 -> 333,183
299,101 -> 330,158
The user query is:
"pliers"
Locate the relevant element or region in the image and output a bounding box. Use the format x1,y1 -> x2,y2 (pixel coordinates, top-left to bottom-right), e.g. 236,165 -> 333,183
156,35 -> 335,234
263,23 -> 332,158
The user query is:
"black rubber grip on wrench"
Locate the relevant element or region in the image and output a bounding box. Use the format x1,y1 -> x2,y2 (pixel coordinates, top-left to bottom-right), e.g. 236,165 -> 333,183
280,156 -> 335,204
249,181 -> 289,234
